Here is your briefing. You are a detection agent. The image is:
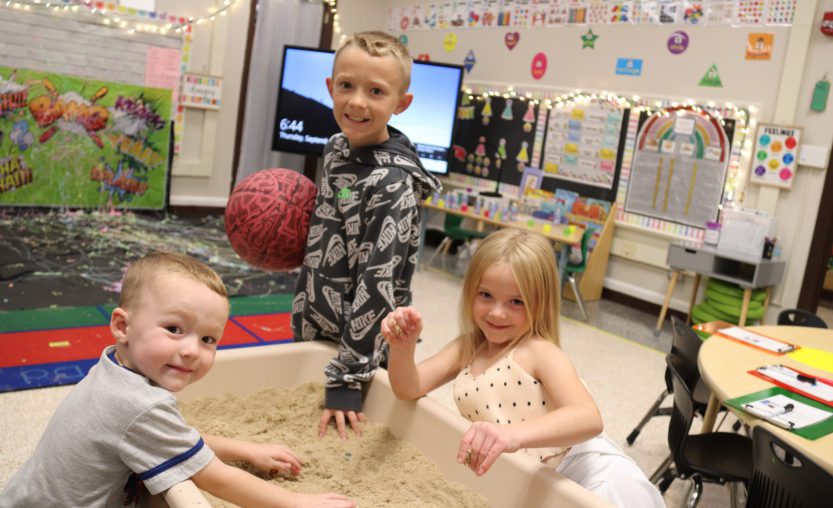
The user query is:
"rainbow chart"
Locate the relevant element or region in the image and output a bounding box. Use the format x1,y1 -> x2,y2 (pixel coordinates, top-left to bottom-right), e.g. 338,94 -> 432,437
624,107 -> 731,228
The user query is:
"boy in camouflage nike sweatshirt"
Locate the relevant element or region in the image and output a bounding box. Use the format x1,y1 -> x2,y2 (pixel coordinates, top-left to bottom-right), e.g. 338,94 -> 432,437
291,31 -> 442,440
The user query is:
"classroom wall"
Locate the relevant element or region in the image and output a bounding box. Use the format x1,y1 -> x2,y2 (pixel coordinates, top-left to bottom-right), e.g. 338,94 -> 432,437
336,0 -> 833,318
167,0 -> 251,207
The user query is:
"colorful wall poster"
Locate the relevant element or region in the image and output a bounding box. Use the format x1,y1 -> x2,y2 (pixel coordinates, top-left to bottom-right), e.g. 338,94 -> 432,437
745,33 -> 773,60
0,66 -> 172,209
624,107 -> 735,228
541,102 -> 626,190
180,73 -> 222,110
750,124 -> 800,189
450,95 -> 539,189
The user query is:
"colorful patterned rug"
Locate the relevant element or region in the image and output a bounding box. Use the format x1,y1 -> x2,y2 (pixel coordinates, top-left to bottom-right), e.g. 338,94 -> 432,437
0,294 -> 294,393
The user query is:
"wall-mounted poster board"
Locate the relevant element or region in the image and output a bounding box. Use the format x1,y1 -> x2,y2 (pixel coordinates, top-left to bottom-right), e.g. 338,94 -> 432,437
542,103 -> 624,189
0,66 -> 172,209
624,107 -> 735,228
749,123 -> 801,189
180,73 -> 222,110
450,94 -> 540,190
539,100 -> 629,202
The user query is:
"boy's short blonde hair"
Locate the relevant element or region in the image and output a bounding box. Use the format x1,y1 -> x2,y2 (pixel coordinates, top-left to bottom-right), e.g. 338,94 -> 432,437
119,251 -> 228,310
335,31 -> 412,91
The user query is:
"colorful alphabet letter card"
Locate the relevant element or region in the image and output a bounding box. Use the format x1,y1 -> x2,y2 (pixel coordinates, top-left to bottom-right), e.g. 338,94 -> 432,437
750,124 -> 801,189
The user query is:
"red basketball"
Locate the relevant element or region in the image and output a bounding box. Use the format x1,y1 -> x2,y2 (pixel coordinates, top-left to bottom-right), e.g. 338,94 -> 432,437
225,168 -> 317,271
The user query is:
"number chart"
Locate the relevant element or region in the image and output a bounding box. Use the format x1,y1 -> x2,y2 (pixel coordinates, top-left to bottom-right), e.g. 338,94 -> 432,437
750,124 -> 801,189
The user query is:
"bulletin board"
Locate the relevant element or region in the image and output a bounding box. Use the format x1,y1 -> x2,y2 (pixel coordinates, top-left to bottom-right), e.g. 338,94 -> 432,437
539,101 -> 629,202
624,107 -> 735,228
450,95 -> 539,190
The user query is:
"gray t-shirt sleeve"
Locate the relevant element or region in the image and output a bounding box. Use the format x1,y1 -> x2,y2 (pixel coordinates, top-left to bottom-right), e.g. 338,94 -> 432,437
120,399 -> 215,495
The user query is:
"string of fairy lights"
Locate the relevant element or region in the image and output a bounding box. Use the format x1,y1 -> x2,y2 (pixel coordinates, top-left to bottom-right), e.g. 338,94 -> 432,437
324,0 -> 340,34
463,83 -> 758,209
1,0 -> 241,35
4,0 -> 340,34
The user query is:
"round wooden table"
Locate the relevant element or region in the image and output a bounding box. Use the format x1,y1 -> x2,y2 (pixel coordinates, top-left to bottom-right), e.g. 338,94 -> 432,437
698,325 -> 833,472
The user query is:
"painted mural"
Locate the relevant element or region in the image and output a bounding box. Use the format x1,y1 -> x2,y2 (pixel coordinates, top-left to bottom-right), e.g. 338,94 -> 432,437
0,66 -> 171,209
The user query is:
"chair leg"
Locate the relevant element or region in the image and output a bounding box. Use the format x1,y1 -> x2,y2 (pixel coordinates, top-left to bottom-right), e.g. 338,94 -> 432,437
568,275 -> 588,321
727,481 -> 739,508
685,476 -> 703,508
427,237 -> 451,267
649,452 -> 674,484
627,388 -> 671,445
457,240 -> 473,262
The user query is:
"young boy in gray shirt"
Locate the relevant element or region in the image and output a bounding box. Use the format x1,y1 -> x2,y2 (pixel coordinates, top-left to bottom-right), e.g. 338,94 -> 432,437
1,251 -> 353,508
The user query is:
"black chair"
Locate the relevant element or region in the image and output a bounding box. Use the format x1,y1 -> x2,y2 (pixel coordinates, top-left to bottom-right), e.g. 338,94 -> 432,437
746,426 -> 833,508
776,309 -> 828,329
654,353 -> 753,508
627,315 -> 723,447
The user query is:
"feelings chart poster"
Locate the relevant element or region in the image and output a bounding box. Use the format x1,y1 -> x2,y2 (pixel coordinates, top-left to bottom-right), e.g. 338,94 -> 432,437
750,124 -> 801,189
624,107 -> 734,228
541,103 -> 626,190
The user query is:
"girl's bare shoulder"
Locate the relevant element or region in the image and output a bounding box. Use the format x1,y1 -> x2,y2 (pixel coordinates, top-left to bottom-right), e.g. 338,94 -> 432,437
515,336 -> 567,365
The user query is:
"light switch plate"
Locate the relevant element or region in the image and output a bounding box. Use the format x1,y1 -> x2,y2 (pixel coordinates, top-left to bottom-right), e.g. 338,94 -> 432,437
798,144 -> 831,169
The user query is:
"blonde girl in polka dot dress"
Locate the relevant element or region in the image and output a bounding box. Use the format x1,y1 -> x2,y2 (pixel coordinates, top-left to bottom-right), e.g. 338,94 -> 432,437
381,228 -> 664,508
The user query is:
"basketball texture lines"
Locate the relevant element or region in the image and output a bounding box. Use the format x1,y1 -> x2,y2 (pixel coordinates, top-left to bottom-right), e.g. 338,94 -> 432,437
225,169 -> 317,271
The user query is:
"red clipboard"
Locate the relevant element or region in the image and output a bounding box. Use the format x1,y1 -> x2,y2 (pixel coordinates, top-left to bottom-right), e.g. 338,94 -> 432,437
714,327 -> 800,356
749,365 -> 833,408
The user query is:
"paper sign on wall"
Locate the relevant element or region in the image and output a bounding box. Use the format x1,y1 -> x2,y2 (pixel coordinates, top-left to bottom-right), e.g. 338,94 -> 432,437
180,73 -> 222,110
615,58 -> 642,76
746,33 -> 773,60
750,124 -> 801,188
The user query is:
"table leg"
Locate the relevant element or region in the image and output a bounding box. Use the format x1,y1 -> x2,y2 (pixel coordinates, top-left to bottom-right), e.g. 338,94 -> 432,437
687,274 -> 702,325
761,287 -> 773,324
701,393 -> 720,433
656,270 -> 680,332
739,288 -> 752,325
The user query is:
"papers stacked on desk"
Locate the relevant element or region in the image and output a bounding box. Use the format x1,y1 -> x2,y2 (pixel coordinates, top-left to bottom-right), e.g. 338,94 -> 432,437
717,326 -> 797,354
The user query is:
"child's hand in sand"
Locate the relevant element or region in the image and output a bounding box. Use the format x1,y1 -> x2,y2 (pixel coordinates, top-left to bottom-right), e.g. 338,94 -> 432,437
381,306 -> 423,349
457,421 -> 520,477
289,492 -> 355,507
244,441 -> 303,477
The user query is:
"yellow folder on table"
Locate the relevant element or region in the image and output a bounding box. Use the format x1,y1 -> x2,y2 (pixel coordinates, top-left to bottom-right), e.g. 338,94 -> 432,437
788,347 -> 833,376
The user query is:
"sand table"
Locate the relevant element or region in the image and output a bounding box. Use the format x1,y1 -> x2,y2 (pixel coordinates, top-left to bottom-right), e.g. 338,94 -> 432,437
181,382 -> 488,507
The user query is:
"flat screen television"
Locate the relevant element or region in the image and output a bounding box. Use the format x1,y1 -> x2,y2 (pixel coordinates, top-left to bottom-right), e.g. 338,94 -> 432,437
272,45 -> 464,175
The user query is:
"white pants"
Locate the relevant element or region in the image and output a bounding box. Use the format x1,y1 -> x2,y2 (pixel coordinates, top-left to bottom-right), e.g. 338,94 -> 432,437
556,434 -> 665,508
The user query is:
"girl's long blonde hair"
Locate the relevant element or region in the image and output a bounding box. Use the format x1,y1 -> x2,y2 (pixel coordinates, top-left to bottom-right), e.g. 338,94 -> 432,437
457,228 -> 561,368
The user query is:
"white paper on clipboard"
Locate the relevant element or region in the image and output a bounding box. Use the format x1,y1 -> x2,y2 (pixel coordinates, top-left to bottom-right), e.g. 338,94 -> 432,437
743,394 -> 833,429
719,327 -> 795,353
756,365 -> 833,402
